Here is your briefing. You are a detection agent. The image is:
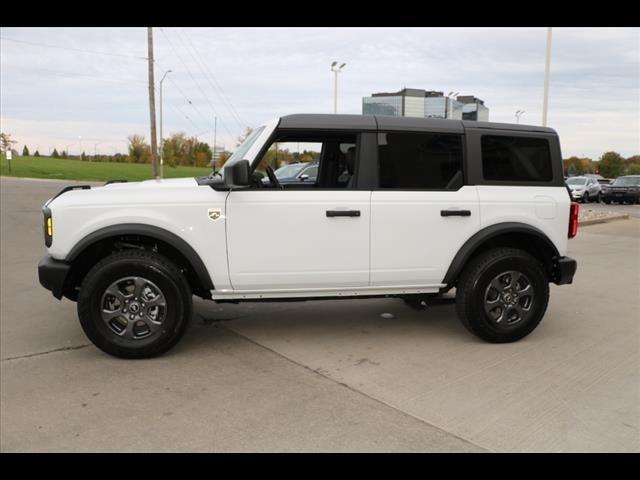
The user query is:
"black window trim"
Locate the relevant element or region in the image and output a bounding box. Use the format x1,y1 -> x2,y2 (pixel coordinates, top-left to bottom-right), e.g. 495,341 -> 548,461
464,128 -> 564,187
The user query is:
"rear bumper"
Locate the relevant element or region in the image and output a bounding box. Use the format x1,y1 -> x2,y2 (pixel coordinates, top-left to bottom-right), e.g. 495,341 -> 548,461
38,255 -> 71,299
552,256 -> 577,285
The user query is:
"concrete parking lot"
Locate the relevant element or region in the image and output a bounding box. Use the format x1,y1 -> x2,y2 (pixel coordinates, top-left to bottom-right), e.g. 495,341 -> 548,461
1,177 -> 638,452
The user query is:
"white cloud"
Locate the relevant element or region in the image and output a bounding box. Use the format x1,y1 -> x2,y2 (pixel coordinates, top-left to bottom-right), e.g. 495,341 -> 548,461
1,26 -> 638,158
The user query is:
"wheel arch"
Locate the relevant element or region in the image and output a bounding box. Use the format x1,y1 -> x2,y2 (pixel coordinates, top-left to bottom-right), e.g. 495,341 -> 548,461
64,224 -> 214,300
442,222 -> 560,289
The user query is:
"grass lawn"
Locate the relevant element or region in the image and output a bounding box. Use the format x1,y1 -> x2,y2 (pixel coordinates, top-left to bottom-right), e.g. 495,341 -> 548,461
0,155 -> 212,182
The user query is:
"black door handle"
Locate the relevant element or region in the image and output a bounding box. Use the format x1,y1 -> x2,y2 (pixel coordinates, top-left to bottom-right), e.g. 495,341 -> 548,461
441,209 -> 471,217
326,210 -> 361,217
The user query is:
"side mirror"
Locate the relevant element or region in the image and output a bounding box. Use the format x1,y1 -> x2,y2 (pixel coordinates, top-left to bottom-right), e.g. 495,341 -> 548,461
299,174 -> 309,182
224,160 -> 250,188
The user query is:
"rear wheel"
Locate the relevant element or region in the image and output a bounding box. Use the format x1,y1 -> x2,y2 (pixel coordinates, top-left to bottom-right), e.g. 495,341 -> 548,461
455,248 -> 549,343
77,250 -> 192,358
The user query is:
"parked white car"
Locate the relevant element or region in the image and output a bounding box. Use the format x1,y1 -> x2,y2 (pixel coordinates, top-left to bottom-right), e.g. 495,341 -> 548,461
39,114 -> 578,358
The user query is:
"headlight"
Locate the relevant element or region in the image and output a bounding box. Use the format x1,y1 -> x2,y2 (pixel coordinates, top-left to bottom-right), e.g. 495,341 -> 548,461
43,207 -> 53,247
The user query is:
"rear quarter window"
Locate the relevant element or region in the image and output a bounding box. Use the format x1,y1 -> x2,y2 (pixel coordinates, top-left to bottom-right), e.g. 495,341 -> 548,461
481,135 -> 552,182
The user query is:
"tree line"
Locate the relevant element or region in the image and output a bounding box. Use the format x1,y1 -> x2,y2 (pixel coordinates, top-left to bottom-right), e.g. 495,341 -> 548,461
563,152 -> 640,178
1,132 -> 232,169
3,131 -> 639,178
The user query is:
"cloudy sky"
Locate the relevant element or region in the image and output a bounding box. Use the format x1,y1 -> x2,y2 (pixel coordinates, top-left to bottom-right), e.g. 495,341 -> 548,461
1,27 -> 638,158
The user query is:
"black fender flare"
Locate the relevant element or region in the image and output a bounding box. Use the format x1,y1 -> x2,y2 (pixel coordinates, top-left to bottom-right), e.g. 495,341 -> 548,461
66,223 -> 214,291
441,222 -> 560,287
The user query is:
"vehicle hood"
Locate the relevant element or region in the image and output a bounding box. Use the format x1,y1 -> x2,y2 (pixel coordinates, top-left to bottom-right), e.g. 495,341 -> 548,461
47,177 -> 203,209
100,177 -> 199,190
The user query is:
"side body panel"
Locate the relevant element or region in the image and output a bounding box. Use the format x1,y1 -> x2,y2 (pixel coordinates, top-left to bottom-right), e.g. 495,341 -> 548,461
46,178 -> 232,290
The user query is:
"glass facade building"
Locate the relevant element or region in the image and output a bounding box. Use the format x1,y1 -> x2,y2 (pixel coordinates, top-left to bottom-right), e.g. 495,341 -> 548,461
362,96 -> 402,116
362,89 -> 488,121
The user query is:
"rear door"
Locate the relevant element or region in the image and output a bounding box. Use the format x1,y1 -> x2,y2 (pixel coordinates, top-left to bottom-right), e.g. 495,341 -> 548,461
370,122 -> 480,287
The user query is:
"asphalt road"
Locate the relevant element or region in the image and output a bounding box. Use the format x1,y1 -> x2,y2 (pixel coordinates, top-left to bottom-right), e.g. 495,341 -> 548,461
1,177 -> 638,452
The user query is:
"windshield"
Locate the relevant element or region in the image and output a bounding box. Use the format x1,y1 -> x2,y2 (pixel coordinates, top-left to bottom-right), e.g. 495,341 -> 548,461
275,163 -> 307,179
224,126 -> 266,167
612,176 -> 640,187
566,177 -> 587,186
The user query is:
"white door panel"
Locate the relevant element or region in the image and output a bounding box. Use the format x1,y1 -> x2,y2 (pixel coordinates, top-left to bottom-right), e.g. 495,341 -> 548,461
370,186 -> 480,286
226,190 -> 370,290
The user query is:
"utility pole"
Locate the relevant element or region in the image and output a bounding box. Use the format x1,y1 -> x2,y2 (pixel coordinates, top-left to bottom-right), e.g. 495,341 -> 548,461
542,27 -> 553,127
212,116 -> 217,172
147,27 -> 160,179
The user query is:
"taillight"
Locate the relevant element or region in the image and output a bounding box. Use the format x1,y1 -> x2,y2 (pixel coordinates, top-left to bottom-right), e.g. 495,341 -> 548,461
568,202 -> 579,239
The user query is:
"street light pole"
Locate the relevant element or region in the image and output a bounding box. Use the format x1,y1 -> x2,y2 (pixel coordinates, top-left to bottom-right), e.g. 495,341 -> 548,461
515,110 -> 525,124
159,69 -> 172,179
330,61 -> 346,114
542,27 -> 553,127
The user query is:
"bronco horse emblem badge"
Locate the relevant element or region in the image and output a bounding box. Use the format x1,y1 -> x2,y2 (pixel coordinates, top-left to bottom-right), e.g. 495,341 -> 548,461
207,208 -> 221,221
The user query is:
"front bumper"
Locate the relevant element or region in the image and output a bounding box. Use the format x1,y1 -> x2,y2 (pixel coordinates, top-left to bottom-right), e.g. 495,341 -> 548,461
38,255 -> 71,299
603,191 -> 639,202
569,190 -> 584,200
552,256 -> 577,285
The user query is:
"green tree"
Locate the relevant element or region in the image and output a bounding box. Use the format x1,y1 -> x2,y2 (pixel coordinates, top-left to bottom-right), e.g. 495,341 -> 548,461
626,163 -> 640,175
127,135 -> 151,163
598,151 -> 625,178
22,145 -> 30,156
1,133 -> 17,155
34,150 -> 41,157
563,156 -> 594,176
51,148 -> 60,158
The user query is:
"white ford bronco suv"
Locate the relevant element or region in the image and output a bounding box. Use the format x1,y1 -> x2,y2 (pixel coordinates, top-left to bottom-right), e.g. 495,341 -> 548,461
38,114 -> 579,358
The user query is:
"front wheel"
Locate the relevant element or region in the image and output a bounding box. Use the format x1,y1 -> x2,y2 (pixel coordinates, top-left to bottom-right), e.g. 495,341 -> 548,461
77,250 -> 192,358
582,192 -> 589,203
455,248 -> 549,343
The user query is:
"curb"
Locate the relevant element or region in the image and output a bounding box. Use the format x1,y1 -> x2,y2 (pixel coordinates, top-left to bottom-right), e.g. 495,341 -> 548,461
579,214 -> 630,226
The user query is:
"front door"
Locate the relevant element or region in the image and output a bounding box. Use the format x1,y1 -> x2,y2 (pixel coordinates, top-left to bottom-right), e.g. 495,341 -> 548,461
226,132 -> 371,291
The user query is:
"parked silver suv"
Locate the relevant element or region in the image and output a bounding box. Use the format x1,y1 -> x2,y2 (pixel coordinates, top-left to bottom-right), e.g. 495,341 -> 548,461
566,176 -> 601,203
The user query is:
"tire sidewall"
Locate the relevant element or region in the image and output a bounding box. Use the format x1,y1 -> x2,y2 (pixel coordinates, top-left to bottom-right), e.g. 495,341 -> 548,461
78,255 -> 190,358
466,254 -> 548,342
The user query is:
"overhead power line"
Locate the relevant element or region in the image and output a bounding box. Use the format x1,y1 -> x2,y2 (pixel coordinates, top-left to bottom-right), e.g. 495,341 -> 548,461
0,36 -> 148,60
158,28 -> 236,141
176,28 -> 246,131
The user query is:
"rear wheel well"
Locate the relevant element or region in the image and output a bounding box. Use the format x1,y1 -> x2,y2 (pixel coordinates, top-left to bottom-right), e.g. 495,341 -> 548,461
447,231 -> 558,289
64,234 -> 211,300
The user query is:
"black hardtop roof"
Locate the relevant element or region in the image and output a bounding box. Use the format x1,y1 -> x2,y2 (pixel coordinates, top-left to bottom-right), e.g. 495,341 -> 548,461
278,113 -> 557,135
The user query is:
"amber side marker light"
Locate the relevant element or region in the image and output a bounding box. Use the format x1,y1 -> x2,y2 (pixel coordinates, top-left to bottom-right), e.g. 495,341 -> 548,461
568,202 -> 579,239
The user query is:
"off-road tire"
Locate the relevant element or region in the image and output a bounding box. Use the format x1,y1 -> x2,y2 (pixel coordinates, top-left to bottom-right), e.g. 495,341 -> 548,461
455,247 -> 549,343
77,250 -> 192,358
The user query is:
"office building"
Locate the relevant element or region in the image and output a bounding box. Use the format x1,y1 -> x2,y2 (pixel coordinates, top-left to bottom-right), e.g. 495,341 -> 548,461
362,88 -> 489,121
